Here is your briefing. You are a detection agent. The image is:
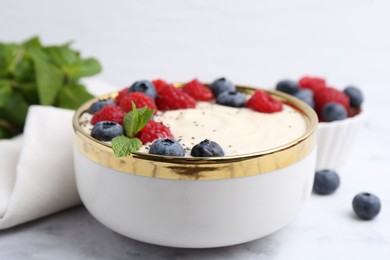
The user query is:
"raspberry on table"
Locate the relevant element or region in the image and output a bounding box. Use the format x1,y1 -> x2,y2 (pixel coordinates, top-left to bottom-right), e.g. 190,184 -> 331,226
246,90 -> 283,113
119,92 -> 157,113
182,79 -> 214,101
136,120 -> 174,144
156,82 -> 196,111
298,76 -> 327,94
114,87 -> 130,105
91,105 -> 125,125
314,87 -> 350,116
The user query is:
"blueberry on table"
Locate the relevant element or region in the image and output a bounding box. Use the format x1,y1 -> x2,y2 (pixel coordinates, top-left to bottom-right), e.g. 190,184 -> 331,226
210,78 -> 235,97
322,102 -> 347,122
149,138 -> 185,156
293,89 -> 315,108
88,99 -> 115,114
91,121 -> 124,141
191,139 -> 224,157
313,169 -> 340,195
216,91 -> 246,107
276,80 -> 299,95
352,192 -> 381,220
129,80 -> 157,99
344,86 -> 364,108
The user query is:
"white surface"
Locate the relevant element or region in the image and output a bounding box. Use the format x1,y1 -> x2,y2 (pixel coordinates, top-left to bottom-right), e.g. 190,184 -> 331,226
0,0 -> 390,259
74,148 -> 315,248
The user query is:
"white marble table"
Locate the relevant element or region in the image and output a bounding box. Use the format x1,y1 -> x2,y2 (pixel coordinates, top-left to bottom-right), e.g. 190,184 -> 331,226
1,0 -> 390,259
1,97 -> 389,259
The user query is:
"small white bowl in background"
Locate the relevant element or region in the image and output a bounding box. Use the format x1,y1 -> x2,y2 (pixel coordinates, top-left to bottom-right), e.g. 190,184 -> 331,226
316,110 -> 365,170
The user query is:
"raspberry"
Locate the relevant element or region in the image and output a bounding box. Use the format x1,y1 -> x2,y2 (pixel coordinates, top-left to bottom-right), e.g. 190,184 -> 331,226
114,87 -> 130,104
298,76 -> 327,93
156,83 -> 196,111
314,87 -> 350,116
137,120 -> 174,144
182,79 -> 214,101
152,79 -> 171,93
91,105 -> 125,125
246,90 -> 283,113
119,92 -> 157,113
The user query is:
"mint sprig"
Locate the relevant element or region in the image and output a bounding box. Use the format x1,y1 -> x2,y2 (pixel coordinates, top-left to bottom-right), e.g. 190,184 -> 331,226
0,36 -> 101,139
112,102 -> 155,157
123,102 -> 155,138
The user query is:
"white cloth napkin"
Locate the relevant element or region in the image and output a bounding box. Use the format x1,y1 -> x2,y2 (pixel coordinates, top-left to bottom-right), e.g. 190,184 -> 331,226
0,79 -> 116,229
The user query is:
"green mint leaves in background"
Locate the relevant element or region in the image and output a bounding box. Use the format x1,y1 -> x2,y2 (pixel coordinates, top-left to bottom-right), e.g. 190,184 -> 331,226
112,103 -> 155,157
0,36 -> 101,139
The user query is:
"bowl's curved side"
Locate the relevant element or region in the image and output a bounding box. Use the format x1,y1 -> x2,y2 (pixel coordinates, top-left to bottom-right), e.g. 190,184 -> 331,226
73,147 -> 316,248
316,110 -> 365,170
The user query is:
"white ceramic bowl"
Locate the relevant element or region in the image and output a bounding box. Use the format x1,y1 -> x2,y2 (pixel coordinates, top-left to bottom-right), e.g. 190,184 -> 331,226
316,110 -> 365,170
72,86 -> 318,248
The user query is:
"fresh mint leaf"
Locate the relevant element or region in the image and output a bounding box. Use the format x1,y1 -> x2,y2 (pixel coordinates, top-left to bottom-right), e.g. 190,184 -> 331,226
123,102 -> 154,138
19,82 -> 39,104
112,135 -> 142,157
0,43 -> 18,78
56,84 -> 94,109
69,58 -> 101,80
30,49 -> 63,105
0,91 -> 29,129
0,80 -> 12,108
45,44 -> 79,67
22,36 -> 42,49
12,57 -> 34,82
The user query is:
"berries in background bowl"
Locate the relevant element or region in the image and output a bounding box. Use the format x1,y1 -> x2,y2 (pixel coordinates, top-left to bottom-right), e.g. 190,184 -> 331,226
344,86 -> 364,108
313,169 -> 340,195
321,102 -> 347,122
293,89 -> 315,108
352,192 -> 381,220
275,76 -> 365,170
276,79 -> 299,95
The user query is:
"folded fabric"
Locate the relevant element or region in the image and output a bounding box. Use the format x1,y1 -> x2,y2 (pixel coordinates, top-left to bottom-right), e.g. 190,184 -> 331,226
0,79 -> 116,229
0,106 -> 79,229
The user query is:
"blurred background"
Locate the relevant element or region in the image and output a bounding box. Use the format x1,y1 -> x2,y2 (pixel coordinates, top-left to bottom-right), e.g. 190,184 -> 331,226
1,0 -> 389,91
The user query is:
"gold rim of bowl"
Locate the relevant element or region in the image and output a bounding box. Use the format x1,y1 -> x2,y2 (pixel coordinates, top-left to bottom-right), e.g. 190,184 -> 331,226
73,84 -> 318,180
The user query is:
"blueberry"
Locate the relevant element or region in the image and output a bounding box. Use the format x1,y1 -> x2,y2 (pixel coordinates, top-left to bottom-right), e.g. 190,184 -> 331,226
149,138 -> 185,156
129,80 -> 157,99
276,80 -> 299,95
344,86 -> 363,108
352,192 -> 381,220
322,102 -> 347,122
313,169 -> 340,195
88,99 -> 115,114
293,89 -> 315,108
216,91 -> 246,107
91,121 -> 124,141
191,139 -> 224,157
210,78 -> 235,97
